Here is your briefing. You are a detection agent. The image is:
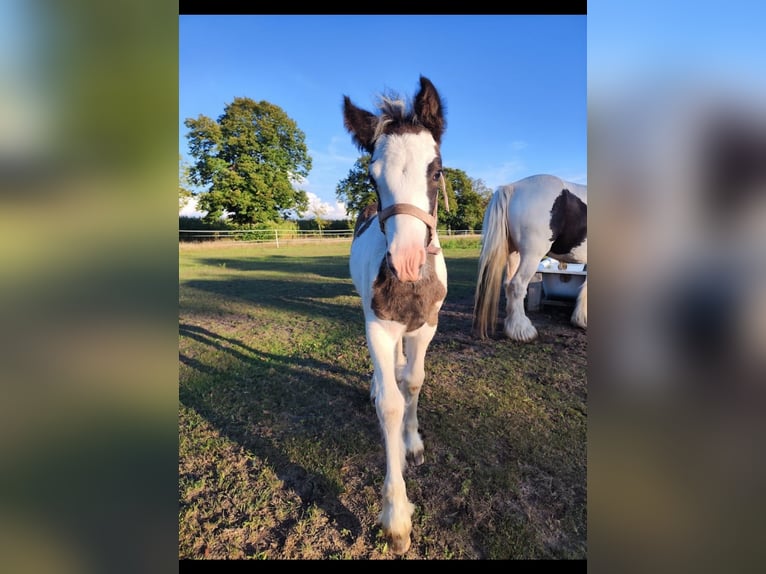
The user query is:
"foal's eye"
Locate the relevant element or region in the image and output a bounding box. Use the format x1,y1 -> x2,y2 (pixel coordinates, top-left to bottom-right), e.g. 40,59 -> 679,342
432,170 -> 443,181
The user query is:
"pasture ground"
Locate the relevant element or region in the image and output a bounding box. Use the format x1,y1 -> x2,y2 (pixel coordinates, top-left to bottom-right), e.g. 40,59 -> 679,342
179,240 -> 586,559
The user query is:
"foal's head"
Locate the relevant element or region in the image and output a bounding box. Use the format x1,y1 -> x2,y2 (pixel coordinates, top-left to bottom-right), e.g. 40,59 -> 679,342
343,76 -> 446,282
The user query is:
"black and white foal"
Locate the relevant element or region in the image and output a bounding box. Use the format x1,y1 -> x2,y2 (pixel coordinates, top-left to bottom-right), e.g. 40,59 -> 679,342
343,76 -> 448,554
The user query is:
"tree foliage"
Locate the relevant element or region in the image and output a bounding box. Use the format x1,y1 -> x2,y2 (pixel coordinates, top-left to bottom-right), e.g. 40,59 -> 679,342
178,154 -> 194,210
441,167 -> 491,231
184,97 -> 312,224
470,177 -> 494,231
471,177 -> 494,204
335,154 -> 377,219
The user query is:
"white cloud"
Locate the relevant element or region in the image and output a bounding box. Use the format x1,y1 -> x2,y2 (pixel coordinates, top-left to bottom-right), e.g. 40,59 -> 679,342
179,192 -> 350,221
304,191 -> 349,220
179,196 -> 206,218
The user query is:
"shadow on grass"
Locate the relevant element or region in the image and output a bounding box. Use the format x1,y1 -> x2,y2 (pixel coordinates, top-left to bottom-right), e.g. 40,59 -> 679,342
195,254 -> 352,280
179,322 -> 378,547
183,277 -> 359,324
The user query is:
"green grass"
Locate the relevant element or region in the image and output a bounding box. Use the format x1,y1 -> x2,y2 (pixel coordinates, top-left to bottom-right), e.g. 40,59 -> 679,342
179,240 -> 586,559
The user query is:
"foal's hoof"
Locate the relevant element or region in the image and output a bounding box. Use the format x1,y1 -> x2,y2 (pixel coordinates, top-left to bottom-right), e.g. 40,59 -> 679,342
389,532 -> 412,555
408,449 -> 425,466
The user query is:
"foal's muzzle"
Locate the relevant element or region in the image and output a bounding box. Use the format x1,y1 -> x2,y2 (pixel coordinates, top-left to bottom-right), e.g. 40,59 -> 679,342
386,246 -> 427,283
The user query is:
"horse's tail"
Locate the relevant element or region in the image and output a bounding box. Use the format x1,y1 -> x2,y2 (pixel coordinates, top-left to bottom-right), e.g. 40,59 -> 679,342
473,185 -> 514,339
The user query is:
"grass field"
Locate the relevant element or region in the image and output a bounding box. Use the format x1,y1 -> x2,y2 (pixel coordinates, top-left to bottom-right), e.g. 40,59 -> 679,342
179,239 -> 586,559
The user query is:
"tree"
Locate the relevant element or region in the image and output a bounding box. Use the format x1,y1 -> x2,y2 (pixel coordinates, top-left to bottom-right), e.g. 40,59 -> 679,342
178,154 -> 194,211
308,202 -> 328,234
184,97 -> 312,225
471,177 -> 494,204
442,167 -> 488,231
335,154 -> 377,219
470,177 -> 494,231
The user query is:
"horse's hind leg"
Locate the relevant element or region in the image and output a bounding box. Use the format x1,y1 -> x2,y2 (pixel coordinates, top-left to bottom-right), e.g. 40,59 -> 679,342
398,324 -> 436,466
501,251 -> 521,331
504,251 -> 521,294
504,252 -> 543,342
571,277 -> 587,329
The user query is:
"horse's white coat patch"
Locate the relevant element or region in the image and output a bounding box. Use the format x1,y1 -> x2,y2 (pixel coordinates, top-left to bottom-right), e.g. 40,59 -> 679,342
372,131 -> 439,261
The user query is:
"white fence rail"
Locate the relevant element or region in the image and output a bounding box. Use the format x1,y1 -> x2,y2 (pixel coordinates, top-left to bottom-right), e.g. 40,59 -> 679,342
179,228 -> 479,247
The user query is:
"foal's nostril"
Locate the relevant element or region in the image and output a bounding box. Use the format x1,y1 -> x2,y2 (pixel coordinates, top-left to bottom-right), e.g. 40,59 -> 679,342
385,251 -> 399,277
385,248 -> 426,283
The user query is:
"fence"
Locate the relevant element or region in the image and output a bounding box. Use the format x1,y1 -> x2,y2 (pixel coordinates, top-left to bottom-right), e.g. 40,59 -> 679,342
179,228 -> 479,247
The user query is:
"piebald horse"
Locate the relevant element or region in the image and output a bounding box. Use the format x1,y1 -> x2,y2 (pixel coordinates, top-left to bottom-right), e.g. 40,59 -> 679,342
473,174 -> 587,341
343,75 -> 449,554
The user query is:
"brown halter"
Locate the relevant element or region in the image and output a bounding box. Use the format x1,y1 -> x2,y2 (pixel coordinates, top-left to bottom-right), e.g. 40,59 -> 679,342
377,173 -> 450,255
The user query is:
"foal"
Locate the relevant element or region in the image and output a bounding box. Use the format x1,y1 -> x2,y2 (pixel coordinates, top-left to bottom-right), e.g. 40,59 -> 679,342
343,76 -> 448,554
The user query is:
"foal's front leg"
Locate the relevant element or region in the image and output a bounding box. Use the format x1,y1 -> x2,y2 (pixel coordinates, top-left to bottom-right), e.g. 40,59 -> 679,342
398,324 -> 436,466
372,337 -> 404,405
367,320 -> 413,555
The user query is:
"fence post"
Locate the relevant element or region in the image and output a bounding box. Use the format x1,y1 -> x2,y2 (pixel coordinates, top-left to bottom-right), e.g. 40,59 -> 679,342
275,229 -> 279,248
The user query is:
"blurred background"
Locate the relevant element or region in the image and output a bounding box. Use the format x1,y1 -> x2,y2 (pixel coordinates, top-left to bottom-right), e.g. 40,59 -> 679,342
588,1 -> 766,572
1,0 -> 763,571
0,1 -> 178,572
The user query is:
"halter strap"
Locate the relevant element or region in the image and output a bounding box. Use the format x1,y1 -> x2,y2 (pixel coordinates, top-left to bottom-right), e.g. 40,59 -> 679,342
378,203 -> 436,230
377,175 -> 449,255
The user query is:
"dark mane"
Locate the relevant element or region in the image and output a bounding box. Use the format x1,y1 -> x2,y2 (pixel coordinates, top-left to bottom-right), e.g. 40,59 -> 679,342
372,95 -> 432,142
343,75 -> 446,154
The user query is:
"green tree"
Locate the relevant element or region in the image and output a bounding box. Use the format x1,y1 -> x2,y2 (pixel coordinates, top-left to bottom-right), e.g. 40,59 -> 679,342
441,167 -> 488,231
178,154 -> 194,210
471,177 -> 494,204
184,97 -> 312,224
309,202 -> 328,234
470,177 -> 494,231
335,154 -> 377,219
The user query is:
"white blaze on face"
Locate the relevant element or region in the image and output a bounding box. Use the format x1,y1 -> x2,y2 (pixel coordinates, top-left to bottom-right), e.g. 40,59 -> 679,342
371,131 -> 438,282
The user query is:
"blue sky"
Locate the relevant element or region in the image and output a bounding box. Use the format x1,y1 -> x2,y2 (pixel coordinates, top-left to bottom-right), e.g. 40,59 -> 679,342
179,15 -> 587,219
587,1 -> 766,94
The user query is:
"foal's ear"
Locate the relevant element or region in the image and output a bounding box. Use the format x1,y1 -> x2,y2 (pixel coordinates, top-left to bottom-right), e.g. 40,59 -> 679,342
414,75 -> 446,145
343,96 -> 378,154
